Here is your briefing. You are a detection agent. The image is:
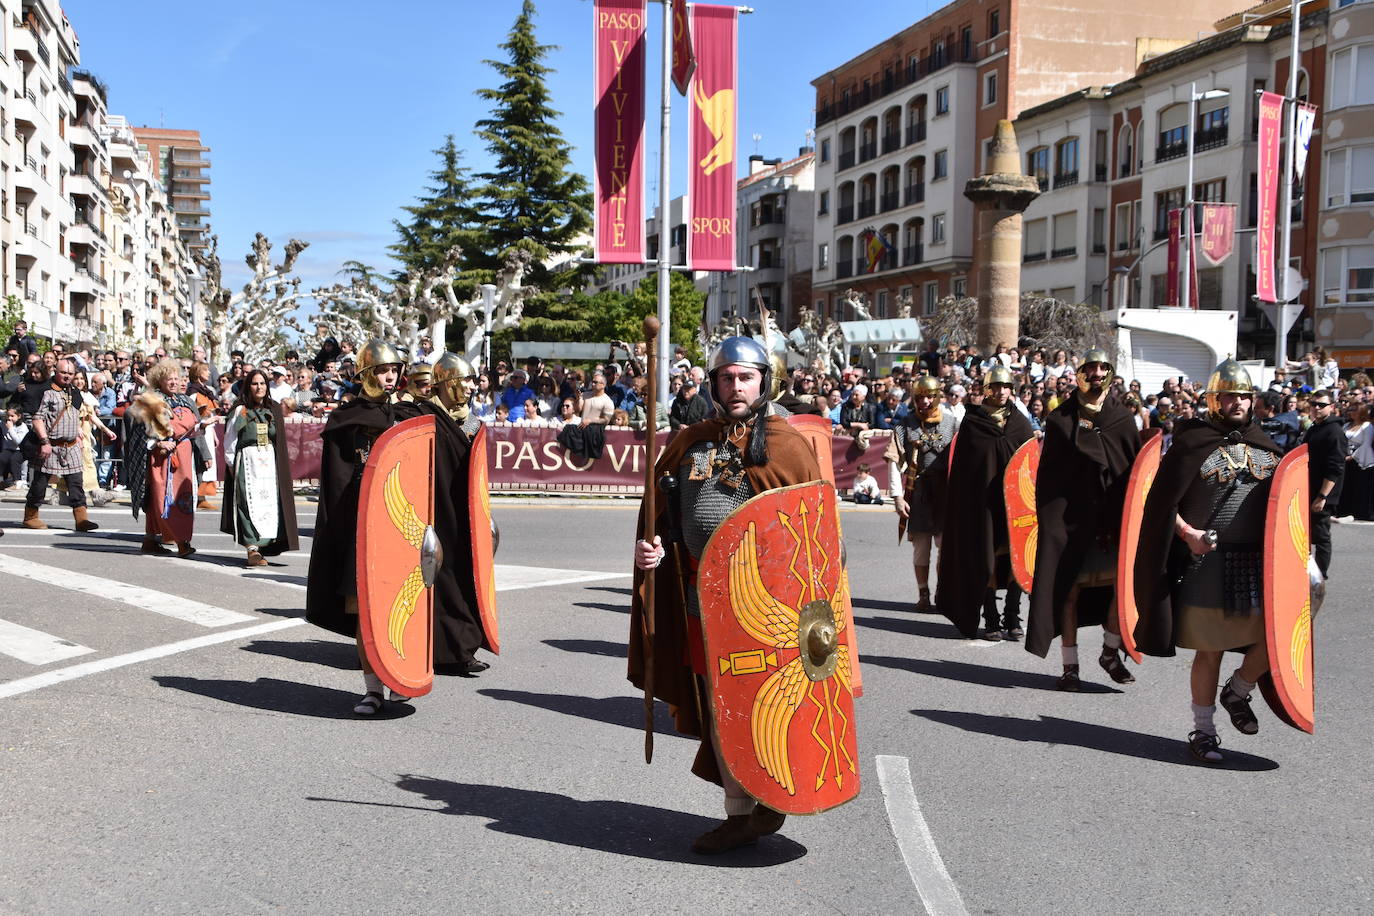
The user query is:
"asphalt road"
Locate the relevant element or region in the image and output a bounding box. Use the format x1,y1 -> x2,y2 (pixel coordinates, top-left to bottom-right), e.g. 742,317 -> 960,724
0,495 -> 1370,915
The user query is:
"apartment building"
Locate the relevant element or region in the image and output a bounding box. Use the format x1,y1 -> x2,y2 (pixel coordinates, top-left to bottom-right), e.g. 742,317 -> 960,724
808,0 -> 1244,323
0,0 -> 201,349
131,126 -> 211,253
1315,0 -> 1374,368
704,151 -> 815,329
1016,2 -> 1330,361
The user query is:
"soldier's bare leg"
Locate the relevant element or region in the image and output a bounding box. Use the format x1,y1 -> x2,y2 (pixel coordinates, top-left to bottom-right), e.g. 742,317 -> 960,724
692,676 -> 784,854
1188,650 -> 1225,761
347,597 -> 385,716
913,533 -> 933,611
1057,585 -> 1081,690
1219,641 -> 1268,736
1098,597 -> 1134,684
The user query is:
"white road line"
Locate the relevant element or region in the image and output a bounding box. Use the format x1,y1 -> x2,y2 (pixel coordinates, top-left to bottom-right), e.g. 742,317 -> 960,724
0,619 -> 304,700
876,754 -> 969,916
0,618 -> 94,665
0,554 -> 254,627
493,565 -> 632,592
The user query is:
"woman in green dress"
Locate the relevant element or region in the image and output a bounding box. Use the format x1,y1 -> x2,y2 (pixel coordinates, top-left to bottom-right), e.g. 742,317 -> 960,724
220,369 -> 299,566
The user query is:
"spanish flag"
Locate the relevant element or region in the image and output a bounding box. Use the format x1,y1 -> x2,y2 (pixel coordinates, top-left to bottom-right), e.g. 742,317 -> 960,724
865,229 -> 895,273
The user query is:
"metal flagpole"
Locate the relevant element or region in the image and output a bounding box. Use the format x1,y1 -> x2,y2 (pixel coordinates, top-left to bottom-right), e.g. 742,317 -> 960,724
1182,81 -> 1197,310
1276,0 -> 1301,365
656,0 -> 672,406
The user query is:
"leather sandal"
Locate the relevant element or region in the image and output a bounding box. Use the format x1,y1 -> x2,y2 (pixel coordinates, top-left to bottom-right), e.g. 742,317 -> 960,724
353,692 -> 384,717
691,815 -> 758,854
1056,665 -> 1082,691
140,539 -> 173,556
1219,679 -> 1259,735
748,803 -> 786,836
1099,648 -> 1136,684
1188,730 -> 1224,763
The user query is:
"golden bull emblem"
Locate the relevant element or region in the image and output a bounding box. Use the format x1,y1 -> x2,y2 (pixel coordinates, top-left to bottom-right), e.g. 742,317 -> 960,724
695,83 -> 734,176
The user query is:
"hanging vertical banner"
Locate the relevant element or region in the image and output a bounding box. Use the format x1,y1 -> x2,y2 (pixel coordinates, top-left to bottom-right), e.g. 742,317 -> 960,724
1294,102 -> 1318,180
593,0 -> 648,264
686,3 -> 739,272
1201,203 -> 1237,266
1256,90 -> 1283,303
1165,208 -> 1181,307
671,0 -> 695,96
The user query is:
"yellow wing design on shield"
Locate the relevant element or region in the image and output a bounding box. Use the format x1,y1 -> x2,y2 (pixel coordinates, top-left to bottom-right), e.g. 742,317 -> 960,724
389,566 -> 426,657
384,464 -> 425,550
752,658 -> 808,795
728,523 -> 801,649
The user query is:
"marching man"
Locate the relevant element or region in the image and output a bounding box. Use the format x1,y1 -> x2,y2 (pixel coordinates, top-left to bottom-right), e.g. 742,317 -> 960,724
886,375 -> 957,612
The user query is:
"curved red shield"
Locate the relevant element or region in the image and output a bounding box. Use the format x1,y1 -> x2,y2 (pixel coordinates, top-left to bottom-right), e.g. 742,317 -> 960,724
1116,431 -> 1164,665
785,413 -> 835,486
1003,438 -> 1040,593
468,423 -> 500,654
697,480 -> 860,815
1263,445 -> 1314,734
357,416 -> 437,698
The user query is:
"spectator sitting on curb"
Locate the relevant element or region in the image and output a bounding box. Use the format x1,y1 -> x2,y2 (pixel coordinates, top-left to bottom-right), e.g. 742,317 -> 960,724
852,462 -> 882,505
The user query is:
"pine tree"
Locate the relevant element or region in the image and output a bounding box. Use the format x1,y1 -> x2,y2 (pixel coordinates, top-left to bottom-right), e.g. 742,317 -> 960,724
388,135 -> 483,287
472,0 -> 592,287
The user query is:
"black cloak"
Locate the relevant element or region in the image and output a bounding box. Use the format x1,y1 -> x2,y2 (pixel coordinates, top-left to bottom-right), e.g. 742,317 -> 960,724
1025,393 -> 1141,658
936,404 -> 1033,637
1132,417 -> 1282,657
218,397 -> 301,557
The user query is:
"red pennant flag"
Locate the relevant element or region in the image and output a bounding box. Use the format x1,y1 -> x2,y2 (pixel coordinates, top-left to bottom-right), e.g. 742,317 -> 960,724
1200,203 -> 1236,266
593,0 -> 648,264
671,0 -> 695,96
1256,91 -> 1283,302
686,4 -> 738,272
1166,208 -> 1181,307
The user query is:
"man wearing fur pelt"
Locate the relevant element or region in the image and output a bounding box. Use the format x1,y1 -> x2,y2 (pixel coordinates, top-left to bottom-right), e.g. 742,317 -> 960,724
126,359 -> 200,557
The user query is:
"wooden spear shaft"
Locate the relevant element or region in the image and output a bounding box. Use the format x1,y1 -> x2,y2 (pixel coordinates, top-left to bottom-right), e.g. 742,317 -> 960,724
641,314 -> 661,764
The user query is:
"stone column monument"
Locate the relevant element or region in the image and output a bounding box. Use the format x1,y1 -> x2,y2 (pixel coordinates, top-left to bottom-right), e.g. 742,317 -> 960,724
963,120 -> 1041,352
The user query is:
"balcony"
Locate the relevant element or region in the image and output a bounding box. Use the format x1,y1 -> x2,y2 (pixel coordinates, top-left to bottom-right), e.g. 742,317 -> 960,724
880,190 -> 899,213
881,132 -> 901,155
814,43 -> 984,127
67,123 -> 98,150
1095,164 -> 1108,183
903,244 -> 924,266
1053,170 -> 1078,189
750,210 -> 785,228
837,204 -> 855,225
1092,242 -> 1107,254
904,183 -> 925,206
1120,162 -> 1132,179
836,261 -> 854,280
13,168 -> 39,193
174,202 -> 211,216
11,92 -> 40,128
68,221 -> 100,247
757,252 -> 785,270
906,122 -> 927,146
1023,251 -> 1047,263
67,171 -> 101,199
858,199 -> 876,219
1051,247 -> 1077,259
11,25 -> 37,61
1033,176 -> 1049,192
1195,124 -> 1228,152
172,157 -> 211,169
838,150 -> 856,171
1156,141 -> 1186,163
1152,226 -> 1171,242
859,141 -> 877,163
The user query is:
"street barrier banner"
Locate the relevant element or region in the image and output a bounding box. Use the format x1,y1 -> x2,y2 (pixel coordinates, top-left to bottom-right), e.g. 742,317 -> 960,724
671,0 -> 694,95
219,420 -> 891,495
1256,91 -> 1283,303
1201,203 -> 1237,266
686,4 -> 738,271
593,0 -> 648,264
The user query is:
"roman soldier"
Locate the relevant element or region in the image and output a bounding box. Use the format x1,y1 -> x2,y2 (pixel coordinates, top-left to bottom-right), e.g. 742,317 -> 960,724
1133,359 -> 1283,763
305,338 -> 415,715
1026,348 -> 1141,689
937,366 -> 1034,640
404,363 -> 434,402
631,336 -> 824,854
885,374 -> 957,612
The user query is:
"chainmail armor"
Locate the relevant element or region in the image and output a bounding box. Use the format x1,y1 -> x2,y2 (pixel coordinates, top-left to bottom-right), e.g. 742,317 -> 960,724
679,437 -> 755,617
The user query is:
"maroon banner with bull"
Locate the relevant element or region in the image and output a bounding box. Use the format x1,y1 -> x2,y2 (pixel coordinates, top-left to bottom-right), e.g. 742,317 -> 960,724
215,420 -> 890,493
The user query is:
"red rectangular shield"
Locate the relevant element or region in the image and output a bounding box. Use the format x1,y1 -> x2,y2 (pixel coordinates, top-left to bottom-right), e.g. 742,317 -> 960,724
1004,438 -> 1040,593
468,423 -> 500,654
1116,431 -> 1163,665
1200,203 -> 1236,266
1256,91 -> 1283,302
686,4 -> 738,271
1263,445 -> 1314,734
671,0 -> 695,95
357,416 -> 437,698
593,0 -> 647,264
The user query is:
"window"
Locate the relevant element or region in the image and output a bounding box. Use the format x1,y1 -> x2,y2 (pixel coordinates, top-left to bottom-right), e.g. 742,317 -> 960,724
1054,137 -> 1079,185
984,72 -> 997,106
1118,123 -> 1134,177
1326,146 -> 1374,205
818,242 -> 829,269
1322,245 -> 1374,306
1052,212 -> 1078,258
1026,146 -> 1049,189
1051,287 -> 1076,302
989,8 -> 1001,35
932,213 -> 946,244
1158,104 -> 1187,161
952,276 -> 967,297
935,86 -> 950,115
1114,202 -> 1136,251
820,138 -> 831,163
1331,45 -> 1374,109
923,282 -> 939,316
1024,217 -> 1047,261
818,190 -> 830,215
1154,187 -> 1184,239
1092,208 -> 1106,253
877,290 -> 889,317
933,149 -> 948,180
1198,268 -> 1223,309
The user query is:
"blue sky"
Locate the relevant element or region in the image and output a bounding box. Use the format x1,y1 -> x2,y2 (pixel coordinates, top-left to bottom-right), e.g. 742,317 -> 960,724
64,0 -> 942,296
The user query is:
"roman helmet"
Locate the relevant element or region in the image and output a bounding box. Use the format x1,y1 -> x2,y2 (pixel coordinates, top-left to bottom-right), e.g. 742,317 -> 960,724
768,351 -> 789,400
985,365 -> 1015,388
356,338 -> 405,399
408,363 -> 433,387
1077,346 -> 1115,394
913,375 -> 942,398
707,336 -> 772,413
1204,357 -> 1255,417
431,351 -> 476,409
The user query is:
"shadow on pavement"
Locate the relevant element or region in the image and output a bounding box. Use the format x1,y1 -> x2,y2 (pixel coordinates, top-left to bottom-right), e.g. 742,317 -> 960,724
912,708 -> 1280,771
573,601 -> 630,615
585,586 -> 633,597
308,777 -> 807,866
477,688 -> 677,735
543,638 -> 627,659
851,613 -> 963,641
865,654 -> 1122,693
153,675 -> 415,720
241,638 -> 358,669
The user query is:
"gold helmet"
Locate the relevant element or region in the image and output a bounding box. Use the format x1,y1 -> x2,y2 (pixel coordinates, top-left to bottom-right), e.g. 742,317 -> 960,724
431,351 -> 476,408
356,338 -> 405,399
913,375 -> 942,397
408,364 -> 433,384
1077,346 -> 1115,394
769,352 -> 788,400
985,366 -> 1015,388
1204,357 -> 1255,416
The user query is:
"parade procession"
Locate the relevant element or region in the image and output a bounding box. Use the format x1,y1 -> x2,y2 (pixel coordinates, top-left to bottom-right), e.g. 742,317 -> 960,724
2,0 -> 1371,912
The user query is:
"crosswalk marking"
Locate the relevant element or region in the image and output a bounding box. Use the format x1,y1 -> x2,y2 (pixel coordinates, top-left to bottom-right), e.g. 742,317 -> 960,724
0,618 -> 94,665
0,554 -> 254,628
